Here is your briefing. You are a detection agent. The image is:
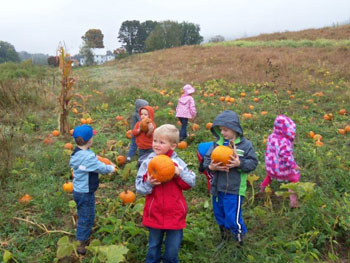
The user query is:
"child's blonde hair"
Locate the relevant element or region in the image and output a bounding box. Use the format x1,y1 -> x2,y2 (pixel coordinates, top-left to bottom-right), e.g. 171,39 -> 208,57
153,124 -> 179,144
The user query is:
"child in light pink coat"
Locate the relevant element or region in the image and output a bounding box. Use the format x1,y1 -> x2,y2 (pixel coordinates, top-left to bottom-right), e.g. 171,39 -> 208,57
260,115 -> 301,208
175,84 -> 197,141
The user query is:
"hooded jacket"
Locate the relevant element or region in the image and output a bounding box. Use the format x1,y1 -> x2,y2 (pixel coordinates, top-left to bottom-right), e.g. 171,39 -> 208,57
203,110 -> 258,196
70,147 -> 115,193
135,150 -> 196,230
265,115 -> 299,180
132,106 -> 156,149
131,99 -> 149,128
175,85 -> 197,119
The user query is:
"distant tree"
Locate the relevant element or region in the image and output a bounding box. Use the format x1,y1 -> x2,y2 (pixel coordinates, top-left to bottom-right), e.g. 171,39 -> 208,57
82,29 -> 104,48
118,20 -> 141,54
180,22 -> 203,45
0,41 -> 20,63
209,35 -> 225,43
48,56 -> 59,67
79,43 -> 94,66
113,47 -> 128,59
135,20 -> 159,52
145,21 -> 182,52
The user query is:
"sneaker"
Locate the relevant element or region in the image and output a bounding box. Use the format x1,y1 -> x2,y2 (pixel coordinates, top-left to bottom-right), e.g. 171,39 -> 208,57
77,241 -> 87,255
126,157 -> 131,163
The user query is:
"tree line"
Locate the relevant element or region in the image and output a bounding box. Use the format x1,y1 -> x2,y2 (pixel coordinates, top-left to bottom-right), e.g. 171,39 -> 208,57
117,20 -> 203,54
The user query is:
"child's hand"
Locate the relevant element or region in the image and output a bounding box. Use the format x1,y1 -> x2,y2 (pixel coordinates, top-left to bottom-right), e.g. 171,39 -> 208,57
147,173 -> 161,186
147,123 -> 154,134
226,154 -> 240,169
209,160 -> 229,172
174,166 -> 180,177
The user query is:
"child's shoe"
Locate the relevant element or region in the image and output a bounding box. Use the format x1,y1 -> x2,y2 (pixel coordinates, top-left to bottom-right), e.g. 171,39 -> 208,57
126,157 -> 131,163
77,241 -> 87,255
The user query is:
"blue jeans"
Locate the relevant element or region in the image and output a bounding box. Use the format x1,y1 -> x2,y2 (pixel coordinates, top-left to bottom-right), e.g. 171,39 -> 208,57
127,136 -> 138,158
212,192 -> 247,242
178,118 -> 188,141
138,148 -> 153,168
146,228 -> 183,263
73,191 -> 95,241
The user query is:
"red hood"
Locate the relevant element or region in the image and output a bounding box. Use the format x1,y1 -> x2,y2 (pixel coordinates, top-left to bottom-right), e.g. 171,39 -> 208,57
139,105 -> 155,121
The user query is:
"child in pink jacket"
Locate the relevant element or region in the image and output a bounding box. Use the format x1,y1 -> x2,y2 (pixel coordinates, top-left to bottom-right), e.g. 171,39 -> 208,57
175,84 -> 197,141
260,115 -> 301,208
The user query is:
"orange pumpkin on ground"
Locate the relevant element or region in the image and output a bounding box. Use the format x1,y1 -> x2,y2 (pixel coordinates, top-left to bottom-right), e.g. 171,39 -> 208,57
140,117 -> 152,132
261,111 -> 268,116
72,108 -> 78,114
97,156 -> 112,165
338,129 -> 346,135
309,131 -> 315,138
148,155 -> 175,183
242,113 -> 253,119
126,130 -> 132,139
119,190 -> 136,204
52,130 -> 60,137
115,115 -> 124,121
315,140 -> 324,147
43,137 -> 54,145
339,109 -> 346,115
206,122 -> 213,130
177,141 -> 188,150
19,194 -> 33,204
240,92 -> 246,97
249,105 -> 254,110
64,143 -> 74,150
211,145 -> 234,166
313,134 -> 323,141
323,114 -> 333,121
253,98 -> 259,102
192,123 -> 200,131
81,118 -> 87,124
117,155 -> 126,166
70,129 -> 74,136
63,182 -> 73,193
345,125 -> 350,133
219,97 -> 225,102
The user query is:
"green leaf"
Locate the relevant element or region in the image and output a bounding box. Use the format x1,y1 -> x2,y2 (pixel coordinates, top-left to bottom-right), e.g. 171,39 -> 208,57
68,200 -> 76,208
57,236 -> 70,246
3,250 -> 13,263
100,245 -> 129,263
203,200 -> 209,209
57,244 -> 73,259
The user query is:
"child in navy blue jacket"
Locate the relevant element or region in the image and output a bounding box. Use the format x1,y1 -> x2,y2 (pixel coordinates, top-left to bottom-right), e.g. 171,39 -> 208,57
70,125 -> 115,254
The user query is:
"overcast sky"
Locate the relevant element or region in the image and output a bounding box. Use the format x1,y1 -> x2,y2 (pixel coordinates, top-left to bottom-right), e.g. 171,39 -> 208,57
1,0 -> 349,56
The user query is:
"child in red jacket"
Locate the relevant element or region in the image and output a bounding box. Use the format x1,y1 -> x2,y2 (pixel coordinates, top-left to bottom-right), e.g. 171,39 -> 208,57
132,105 -> 156,167
136,124 -> 196,263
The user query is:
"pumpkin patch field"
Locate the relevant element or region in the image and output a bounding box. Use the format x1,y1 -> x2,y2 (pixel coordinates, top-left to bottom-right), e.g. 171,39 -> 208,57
1,27 -> 350,263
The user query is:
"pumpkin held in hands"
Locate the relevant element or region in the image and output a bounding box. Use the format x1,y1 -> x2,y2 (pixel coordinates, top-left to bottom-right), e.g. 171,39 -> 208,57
211,145 -> 235,166
148,155 -> 175,183
140,117 -> 152,132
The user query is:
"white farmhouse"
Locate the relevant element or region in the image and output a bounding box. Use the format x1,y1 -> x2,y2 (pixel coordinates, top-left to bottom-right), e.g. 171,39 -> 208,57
79,48 -> 114,65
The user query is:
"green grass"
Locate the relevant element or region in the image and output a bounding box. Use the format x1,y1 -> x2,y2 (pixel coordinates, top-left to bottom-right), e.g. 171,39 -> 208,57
204,38 -> 350,48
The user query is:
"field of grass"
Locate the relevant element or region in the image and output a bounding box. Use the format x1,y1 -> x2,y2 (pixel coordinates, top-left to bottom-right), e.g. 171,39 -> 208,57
1,26 -> 350,262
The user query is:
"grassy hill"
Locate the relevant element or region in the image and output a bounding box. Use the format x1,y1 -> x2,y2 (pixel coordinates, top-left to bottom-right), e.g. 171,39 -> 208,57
1,25 -> 350,262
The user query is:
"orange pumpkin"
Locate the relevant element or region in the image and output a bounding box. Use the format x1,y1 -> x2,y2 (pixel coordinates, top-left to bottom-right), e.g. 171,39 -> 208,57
261,111 -> 268,115
148,155 -> 175,183
43,137 -> 54,145
117,155 -> 126,166
323,113 -> 333,121
97,156 -> 112,165
177,120 -> 181,126
313,134 -> 323,141
253,98 -> 259,102
242,113 -> 253,119
249,105 -> 254,110
81,118 -> 87,124
72,108 -> 78,114
86,118 -> 93,124
119,190 -> 136,204
177,141 -> 188,150
19,194 -> 33,204
70,129 -> 74,136
338,129 -> 346,135
219,97 -> 225,102
64,143 -> 73,150
345,125 -> 350,133
289,95 -> 295,99
211,145 -> 234,166
63,182 -> 73,193
229,97 -> 235,103
192,123 -> 200,131
140,117 -> 152,132
240,92 -> 246,97
126,130 -> 132,139
339,109 -> 346,115
206,122 -> 213,130
115,115 -> 124,121
203,93 -> 208,97
309,131 -> 315,138
209,93 -> 214,97
315,140 -> 324,147
225,96 -> 230,102
52,130 -> 60,137
254,90 -> 259,95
